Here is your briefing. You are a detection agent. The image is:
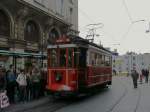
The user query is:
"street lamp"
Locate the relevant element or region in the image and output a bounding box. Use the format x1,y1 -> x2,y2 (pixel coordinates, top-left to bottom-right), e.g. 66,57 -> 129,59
131,19 -> 145,24
133,19 -> 150,34
120,19 -> 146,42
146,22 -> 150,33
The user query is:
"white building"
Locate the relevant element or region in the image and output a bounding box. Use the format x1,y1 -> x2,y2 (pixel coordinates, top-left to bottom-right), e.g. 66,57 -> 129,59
113,52 -> 150,74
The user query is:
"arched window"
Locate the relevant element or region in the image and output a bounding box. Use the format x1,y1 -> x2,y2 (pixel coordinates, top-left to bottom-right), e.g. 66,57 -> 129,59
49,28 -> 59,39
24,20 -> 39,42
48,28 -> 60,44
0,10 -> 10,37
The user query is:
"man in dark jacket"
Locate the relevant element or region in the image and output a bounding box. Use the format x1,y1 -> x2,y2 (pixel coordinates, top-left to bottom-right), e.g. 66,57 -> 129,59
145,69 -> 149,83
131,70 -> 139,88
6,65 -> 16,103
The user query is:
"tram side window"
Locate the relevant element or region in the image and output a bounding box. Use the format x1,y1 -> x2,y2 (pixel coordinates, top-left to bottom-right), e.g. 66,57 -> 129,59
50,49 -> 57,67
79,48 -> 86,67
101,55 -> 105,66
74,49 -> 79,67
68,48 -> 72,67
90,52 -> 95,66
74,48 -> 86,67
97,54 -> 102,66
60,49 -> 66,67
105,56 -> 111,66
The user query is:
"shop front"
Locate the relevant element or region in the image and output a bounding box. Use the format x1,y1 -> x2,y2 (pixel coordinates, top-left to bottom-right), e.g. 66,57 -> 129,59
0,50 -> 46,72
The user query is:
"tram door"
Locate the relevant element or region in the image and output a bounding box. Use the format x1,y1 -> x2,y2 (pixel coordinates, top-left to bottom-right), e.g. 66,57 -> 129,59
74,48 -> 87,90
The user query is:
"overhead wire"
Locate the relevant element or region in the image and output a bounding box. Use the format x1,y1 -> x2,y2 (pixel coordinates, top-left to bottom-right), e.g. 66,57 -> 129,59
120,23 -> 133,44
76,4 -> 97,36
74,1 -> 96,23
119,0 -> 134,44
78,7 -> 96,23
79,0 -> 133,46
122,0 -> 133,23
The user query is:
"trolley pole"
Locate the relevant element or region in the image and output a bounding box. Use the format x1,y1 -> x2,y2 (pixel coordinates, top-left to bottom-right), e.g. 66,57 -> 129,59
85,23 -> 104,43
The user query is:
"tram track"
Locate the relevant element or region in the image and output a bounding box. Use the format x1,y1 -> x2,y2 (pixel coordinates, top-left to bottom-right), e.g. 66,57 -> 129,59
23,77 -> 130,112
22,97 -> 72,112
105,78 -> 128,112
106,77 -> 142,112
134,87 -> 141,112
24,101 -> 68,112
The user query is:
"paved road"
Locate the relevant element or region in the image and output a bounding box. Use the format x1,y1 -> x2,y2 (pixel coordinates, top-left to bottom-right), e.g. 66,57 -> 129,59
6,76 -> 150,112
55,76 -> 150,112
55,76 -> 127,112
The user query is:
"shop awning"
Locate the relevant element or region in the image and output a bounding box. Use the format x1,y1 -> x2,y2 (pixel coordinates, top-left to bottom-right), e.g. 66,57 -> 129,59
0,50 -> 12,56
0,50 -> 47,58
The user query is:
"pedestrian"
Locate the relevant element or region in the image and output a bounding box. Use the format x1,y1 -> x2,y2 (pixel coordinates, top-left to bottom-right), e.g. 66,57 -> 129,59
131,70 -> 139,88
0,67 -> 10,110
0,67 -> 6,92
31,68 -> 41,99
6,65 -> 16,103
141,69 -> 146,83
145,69 -> 149,83
39,69 -> 47,97
26,70 -> 32,101
139,74 -> 143,84
0,67 -> 6,108
16,69 -> 27,103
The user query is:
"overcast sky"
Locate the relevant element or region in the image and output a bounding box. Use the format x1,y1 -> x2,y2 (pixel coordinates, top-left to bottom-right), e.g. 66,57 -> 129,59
78,0 -> 150,55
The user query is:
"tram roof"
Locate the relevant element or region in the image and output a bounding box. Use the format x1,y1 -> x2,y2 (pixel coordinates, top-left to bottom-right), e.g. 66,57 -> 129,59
70,36 -> 112,54
47,35 -> 112,54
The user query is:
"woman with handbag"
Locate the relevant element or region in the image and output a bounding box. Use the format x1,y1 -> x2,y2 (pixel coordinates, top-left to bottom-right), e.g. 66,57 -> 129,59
16,69 -> 27,103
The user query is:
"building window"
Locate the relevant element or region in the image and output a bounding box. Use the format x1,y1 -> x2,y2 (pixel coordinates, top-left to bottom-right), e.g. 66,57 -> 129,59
69,0 -> 73,4
49,28 -> 59,39
61,0 -> 64,15
48,28 -> 59,44
0,10 -> 10,37
113,60 -> 115,63
69,7 -> 73,22
133,63 -> 136,66
24,21 -> 40,43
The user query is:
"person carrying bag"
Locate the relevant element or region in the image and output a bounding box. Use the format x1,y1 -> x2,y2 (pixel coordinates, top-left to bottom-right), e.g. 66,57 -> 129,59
0,67 -> 9,109
16,69 -> 27,102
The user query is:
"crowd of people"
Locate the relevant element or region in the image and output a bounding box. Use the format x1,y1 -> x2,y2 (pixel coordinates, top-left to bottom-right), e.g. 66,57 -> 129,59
0,64 -> 47,105
131,69 -> 149,89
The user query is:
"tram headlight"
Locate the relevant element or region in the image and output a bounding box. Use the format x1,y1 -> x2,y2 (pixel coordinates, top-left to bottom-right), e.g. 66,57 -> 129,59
55,72 -> 62,82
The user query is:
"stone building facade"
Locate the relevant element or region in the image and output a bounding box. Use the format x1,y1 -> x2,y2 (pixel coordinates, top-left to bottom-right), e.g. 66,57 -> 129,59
0,0 -> 78,70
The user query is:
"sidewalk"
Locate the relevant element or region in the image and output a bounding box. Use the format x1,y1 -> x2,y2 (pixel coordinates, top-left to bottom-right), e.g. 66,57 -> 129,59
3,96 -> 51,112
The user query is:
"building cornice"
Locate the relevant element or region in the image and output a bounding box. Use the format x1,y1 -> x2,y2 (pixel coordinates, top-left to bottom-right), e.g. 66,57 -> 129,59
17,0 -> 71,27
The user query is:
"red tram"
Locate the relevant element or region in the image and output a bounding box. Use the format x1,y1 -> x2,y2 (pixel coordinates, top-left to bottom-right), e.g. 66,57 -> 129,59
46,35 -> 112,96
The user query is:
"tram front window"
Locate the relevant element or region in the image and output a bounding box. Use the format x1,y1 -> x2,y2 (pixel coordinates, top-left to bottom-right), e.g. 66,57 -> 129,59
50,49 -> 57,67
74,48 -> 86,68
60,49 -> 66,67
